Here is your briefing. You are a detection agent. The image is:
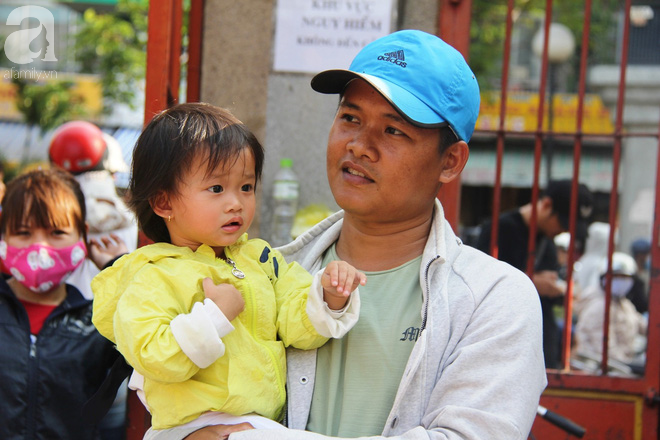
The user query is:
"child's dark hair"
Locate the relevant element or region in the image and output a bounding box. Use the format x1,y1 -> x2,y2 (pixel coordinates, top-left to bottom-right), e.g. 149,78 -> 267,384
129,102 -> 265,243
0,168 -> 87,245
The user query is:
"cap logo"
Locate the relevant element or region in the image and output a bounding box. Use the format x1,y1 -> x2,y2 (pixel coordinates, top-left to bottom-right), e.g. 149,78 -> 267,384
377,49 -> 406,68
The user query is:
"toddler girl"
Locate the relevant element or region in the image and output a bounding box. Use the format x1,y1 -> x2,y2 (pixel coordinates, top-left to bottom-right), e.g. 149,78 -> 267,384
92,103 -> 364,432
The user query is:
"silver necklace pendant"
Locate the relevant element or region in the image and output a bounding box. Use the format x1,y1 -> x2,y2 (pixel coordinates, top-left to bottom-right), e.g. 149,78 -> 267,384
226,257 -> 245,279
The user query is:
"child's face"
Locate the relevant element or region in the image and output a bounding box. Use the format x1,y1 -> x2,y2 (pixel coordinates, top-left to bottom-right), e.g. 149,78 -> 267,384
4,222 -> 82,251
165,148 -> 257,255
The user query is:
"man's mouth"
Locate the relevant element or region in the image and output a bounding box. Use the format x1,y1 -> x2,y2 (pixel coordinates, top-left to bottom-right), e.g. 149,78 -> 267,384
346,167 -> 366,178
344,166 -> 374,182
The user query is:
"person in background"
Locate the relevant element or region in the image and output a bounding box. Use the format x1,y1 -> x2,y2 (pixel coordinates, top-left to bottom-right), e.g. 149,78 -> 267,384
48,120 -> 136,440
91,103 -> 364,435
574,222 -> 612,292
0,168 -> 119,439
49,120 -> 138,296
573,252 -> 647,368
476,179 -> 594,369
158,29 -> 546,440
628,238 -> 651,314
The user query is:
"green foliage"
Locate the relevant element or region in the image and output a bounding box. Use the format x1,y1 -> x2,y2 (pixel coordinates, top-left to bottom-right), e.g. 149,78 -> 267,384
469,0 -> 621,91
74,0 -> 148,113
11,77 -> 84,133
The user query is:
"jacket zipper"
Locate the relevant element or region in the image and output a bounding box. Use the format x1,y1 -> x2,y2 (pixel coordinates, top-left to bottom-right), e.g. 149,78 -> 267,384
27,336 -> 38,438
420,255 -> 439,331
386,254 -> 439,432
225,250 -> 287,415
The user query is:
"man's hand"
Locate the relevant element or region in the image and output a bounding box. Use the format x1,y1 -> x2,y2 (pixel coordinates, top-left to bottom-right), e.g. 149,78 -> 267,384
533,270 -> 565,298
203,278 -> 245,321
321,260 -> 366,310
184,422 -> 254,440
89,233 -> 129,270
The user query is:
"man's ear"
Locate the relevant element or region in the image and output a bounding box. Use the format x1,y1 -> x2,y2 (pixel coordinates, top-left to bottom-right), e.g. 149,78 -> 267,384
540,196 -> 554,213
439,141 -> 469,184
151,191 -> 172,220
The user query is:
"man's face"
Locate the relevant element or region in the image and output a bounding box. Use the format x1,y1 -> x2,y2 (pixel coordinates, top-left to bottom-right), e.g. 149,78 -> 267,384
537,198 -> 565,238
326,79 -> 446,224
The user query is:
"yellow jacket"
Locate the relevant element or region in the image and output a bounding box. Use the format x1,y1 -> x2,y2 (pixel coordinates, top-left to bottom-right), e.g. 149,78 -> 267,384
92,235 -> 359,429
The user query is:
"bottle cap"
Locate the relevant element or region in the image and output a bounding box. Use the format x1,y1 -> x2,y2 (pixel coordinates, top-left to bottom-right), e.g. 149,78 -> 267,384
280,158 -> 293,168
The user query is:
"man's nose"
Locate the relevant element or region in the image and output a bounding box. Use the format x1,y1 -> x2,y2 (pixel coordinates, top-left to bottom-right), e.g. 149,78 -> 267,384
347,127 -> 378,160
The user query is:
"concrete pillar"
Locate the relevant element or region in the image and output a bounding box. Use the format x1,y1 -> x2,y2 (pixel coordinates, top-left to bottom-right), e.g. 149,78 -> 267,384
588,65 -> 660,253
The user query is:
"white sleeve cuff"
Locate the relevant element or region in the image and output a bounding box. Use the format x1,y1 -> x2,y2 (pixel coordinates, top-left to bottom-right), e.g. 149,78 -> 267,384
305,268 -> 361,338
170,299 -> 234,368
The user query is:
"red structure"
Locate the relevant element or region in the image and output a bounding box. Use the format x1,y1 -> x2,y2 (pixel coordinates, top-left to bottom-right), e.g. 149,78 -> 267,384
139,1 -> 660,438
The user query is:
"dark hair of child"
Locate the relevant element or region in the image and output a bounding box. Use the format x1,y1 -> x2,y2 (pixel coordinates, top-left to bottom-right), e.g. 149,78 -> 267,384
0,168 -> 87,246
128,103 -> 265,243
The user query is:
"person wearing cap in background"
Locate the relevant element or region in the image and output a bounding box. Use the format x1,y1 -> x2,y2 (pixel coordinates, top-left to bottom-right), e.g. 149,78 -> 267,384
167,29 -> 546,440
573,252 -> 647,369
49,120 -> 137,440
475,179 -> 594,369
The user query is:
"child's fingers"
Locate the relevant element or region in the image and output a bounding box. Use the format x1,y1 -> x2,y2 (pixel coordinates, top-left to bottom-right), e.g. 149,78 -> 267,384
336,262 -> 352,294
353,272 -> 367,289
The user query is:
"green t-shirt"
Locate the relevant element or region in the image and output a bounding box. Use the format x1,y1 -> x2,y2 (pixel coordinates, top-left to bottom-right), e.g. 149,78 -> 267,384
306,244 -> 423,437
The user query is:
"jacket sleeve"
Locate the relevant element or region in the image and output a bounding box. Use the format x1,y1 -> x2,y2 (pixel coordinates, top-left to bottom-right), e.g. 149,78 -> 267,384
270,250 -> 359,349
305,268 -> 360,338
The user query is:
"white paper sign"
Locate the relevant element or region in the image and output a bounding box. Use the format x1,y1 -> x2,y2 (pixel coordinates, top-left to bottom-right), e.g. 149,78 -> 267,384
273,0 -> 396,73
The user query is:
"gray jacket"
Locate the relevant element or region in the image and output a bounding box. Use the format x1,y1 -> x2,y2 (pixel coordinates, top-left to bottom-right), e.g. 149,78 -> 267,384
151,200 -> 547,440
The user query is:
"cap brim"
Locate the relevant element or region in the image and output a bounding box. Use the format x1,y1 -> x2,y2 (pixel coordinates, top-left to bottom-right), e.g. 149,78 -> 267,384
311,69 -> 450,129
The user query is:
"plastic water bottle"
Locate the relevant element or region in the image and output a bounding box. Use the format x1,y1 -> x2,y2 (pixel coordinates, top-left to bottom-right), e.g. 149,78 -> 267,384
271,158 -> 299,246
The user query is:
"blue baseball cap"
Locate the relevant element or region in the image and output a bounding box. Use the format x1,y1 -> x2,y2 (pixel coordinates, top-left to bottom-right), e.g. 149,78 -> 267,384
311,30 -> 481,142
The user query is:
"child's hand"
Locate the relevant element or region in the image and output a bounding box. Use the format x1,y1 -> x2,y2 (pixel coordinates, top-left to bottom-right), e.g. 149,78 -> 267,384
321,261 -> 366,310
89,234 -> 129,270
202,278 -> 245,321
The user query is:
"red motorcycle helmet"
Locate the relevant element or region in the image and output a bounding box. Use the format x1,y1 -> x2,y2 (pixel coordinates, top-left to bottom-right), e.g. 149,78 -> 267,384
49,121 -> 107,173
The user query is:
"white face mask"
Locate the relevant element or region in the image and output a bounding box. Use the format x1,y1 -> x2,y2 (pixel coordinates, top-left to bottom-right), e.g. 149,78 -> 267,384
601,276 -> 634,298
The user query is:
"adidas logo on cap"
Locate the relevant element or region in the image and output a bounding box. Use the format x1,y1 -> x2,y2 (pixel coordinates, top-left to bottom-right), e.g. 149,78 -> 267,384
378,49 -> 407,67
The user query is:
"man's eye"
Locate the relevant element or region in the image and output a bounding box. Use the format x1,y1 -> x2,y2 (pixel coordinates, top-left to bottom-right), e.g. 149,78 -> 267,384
208,185 -> 223,193
241,184 -> 254,192
340,113 -> 358,123
385,127 -> 405,136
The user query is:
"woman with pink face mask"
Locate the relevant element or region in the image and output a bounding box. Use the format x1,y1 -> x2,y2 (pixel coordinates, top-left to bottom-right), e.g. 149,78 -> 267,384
0,168 -> 120,440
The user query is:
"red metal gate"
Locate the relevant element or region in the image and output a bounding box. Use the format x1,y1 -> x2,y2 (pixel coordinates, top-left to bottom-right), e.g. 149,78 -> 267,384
446,0 -> 660,438
138,0 -> 660,438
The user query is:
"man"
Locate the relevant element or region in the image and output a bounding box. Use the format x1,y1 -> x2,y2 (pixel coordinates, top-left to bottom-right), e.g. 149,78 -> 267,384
475,179 -> 594,369
157,29 -> 546,440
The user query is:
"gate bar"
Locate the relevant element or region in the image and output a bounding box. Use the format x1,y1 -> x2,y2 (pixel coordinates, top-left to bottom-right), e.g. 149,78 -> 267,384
601,0 -> 633,376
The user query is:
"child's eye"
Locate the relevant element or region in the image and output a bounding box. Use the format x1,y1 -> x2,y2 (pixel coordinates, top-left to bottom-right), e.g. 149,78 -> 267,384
208,185 -> 224,194
241,184 -> 254,192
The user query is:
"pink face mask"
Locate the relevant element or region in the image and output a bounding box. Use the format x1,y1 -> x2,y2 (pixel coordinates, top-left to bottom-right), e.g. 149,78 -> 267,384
0,240 -> 87,293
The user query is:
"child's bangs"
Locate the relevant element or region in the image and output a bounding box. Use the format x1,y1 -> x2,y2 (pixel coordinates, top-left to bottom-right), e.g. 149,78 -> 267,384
3,179 -> 82,235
